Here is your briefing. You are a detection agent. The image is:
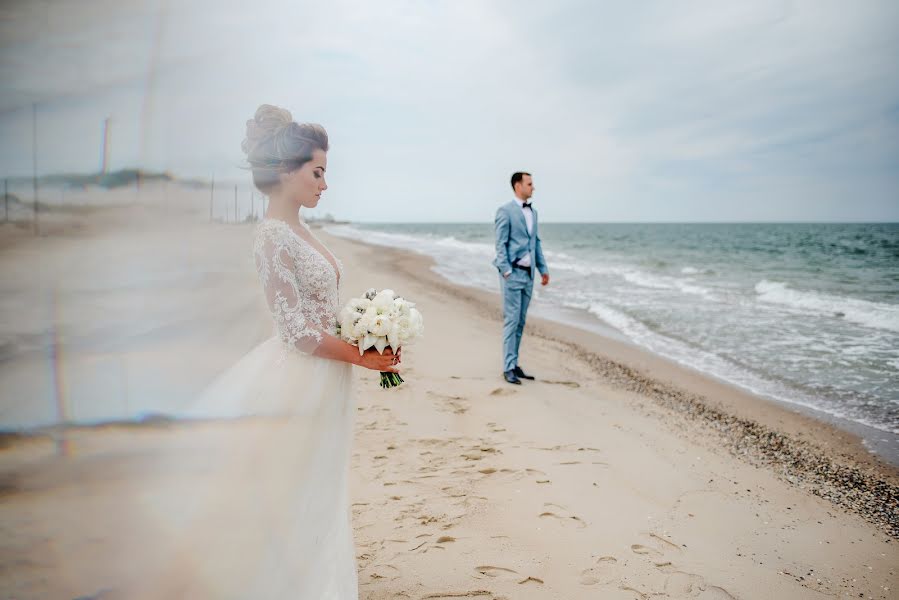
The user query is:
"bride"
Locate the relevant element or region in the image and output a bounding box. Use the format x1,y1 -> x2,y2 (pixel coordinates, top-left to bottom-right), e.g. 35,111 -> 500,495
132,105 -> 400,599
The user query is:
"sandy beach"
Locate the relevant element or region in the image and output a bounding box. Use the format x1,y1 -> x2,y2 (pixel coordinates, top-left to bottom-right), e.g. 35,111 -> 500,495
1,196 -> 898,599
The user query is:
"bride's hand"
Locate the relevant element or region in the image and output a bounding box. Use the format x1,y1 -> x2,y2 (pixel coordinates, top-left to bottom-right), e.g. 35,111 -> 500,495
358,347 -> 401,372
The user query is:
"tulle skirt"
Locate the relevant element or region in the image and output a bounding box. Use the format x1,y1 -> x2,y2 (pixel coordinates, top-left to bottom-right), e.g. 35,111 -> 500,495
133,337 -> 359,599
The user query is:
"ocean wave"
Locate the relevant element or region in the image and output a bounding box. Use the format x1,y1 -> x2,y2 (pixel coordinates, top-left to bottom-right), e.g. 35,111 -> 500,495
622,271 -> 717,299
328,225 -> 495,258
680,266 -> 716,276
623,271 -> 672,290
433,236 -> 493,255
587,301 -> 899,434
755,280 -> 899,333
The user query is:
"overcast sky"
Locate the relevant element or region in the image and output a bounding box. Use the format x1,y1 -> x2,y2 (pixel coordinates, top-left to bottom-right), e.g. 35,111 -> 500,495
1,0 -> 897,222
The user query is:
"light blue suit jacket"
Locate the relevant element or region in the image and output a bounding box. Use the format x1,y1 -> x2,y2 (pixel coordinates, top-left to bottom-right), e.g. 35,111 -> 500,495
493,200 -> 548,278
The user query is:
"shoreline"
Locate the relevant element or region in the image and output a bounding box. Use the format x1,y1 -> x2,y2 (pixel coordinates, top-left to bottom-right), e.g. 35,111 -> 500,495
323,230 -> 899,537
326,222 -> 899,466
333,229 -> 898,471
525,301 -> 899,468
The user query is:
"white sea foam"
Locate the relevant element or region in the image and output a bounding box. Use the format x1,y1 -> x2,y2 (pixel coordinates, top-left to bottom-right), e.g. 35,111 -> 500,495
586,301 -> 899,434
755,280 -> 899,333
622,270 -> 717,299
623,271 -> 672,290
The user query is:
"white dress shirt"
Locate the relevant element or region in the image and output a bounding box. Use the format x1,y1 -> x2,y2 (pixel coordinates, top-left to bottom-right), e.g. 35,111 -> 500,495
514,198 -> 533,267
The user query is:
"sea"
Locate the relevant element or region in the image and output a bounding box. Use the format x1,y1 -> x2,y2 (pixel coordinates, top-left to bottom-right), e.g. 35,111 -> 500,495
328,222 -> 899,460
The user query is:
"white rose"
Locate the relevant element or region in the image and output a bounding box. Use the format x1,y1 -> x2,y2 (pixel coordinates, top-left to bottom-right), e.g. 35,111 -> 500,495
356,311 -> 377,336
369,313 -> 392,337
372,289 -> 396,312
351,317 -> 368,340
339,315 -> 356,340
393,298 -> 414,317
349,297 -> 372,314
408,308 -> 423,337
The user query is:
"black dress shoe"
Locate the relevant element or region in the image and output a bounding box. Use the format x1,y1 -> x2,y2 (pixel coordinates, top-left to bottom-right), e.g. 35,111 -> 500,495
513,366 -> 535,380
503,370 -> 521,385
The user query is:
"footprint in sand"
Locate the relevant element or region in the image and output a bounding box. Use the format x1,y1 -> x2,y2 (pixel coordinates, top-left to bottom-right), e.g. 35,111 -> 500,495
474,565 -> 519,579
449,401 -> 468,414
441,485 -> 467,498
539,511 -> 587,529
428,391 -> 470,414
362,563 -> 401,581
664,572 -> 737,599
631,533 -> 683,558
579,556 -> 618,586
698,586 -> 738,599
648,532 -> 683,552
664,571 -> 705,595
541,380 -> 581,388
474,566 -> 543,586
523,468 -> 550,483
489,387 -> 517,396
630,544 -> 661,557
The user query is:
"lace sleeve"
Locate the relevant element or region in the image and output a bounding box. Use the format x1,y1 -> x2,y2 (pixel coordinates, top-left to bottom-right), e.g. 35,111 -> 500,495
254,232 -> 324,354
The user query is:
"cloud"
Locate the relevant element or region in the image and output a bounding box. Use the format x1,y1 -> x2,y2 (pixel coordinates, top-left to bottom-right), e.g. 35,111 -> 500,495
0,0 -> 896,221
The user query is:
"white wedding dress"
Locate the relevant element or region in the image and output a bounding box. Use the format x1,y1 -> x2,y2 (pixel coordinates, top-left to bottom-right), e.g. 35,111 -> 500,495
160,218 -> 359,599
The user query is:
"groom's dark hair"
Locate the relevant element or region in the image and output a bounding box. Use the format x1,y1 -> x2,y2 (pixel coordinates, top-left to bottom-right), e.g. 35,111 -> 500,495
510,172 -> 531,190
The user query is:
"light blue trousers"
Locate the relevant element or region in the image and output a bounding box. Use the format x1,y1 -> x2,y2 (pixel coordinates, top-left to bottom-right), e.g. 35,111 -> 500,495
500,269 -> 534,372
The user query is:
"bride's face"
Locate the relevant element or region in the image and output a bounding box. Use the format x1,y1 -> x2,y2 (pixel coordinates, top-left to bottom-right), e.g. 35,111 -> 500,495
282,149 -> 328,209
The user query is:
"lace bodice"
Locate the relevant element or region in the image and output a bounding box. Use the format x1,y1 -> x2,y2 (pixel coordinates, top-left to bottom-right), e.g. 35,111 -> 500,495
254,218 -> 343,354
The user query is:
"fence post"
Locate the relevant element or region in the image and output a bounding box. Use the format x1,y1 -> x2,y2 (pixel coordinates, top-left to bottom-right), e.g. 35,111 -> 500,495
209,175 -> 215,222
4,179 -> 7,224
50,294 -> 70,456
234,184 -> 238,223
250,191 -> 254,219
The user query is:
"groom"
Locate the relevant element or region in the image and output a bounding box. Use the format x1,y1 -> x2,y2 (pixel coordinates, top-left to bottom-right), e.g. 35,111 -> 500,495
493,172 -> 550,385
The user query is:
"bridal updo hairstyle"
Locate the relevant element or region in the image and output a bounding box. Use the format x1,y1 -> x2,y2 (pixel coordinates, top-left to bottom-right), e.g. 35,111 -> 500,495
241,104 -> 329,194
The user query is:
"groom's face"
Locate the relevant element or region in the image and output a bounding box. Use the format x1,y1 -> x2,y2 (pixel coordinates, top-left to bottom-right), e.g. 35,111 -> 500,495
516,175 -> 534,200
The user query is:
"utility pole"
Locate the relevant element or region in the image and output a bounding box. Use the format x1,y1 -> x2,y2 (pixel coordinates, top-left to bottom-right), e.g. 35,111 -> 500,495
234,184 -> 238,223
209,175 -> 214,222
100,117 -> 111,174
32,102 -> 38,235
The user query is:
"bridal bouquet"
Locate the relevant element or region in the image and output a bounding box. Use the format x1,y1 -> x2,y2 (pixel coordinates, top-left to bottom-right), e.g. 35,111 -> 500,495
337,288 -> 424,389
